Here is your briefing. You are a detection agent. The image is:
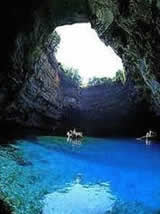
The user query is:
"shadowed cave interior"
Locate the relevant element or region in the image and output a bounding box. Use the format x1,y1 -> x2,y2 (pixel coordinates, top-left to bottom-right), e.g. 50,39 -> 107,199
1,0 -> 160,139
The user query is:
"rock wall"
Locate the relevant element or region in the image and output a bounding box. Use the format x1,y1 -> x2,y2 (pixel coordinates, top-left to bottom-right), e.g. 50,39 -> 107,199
88,0 -> 160,113
56,81 -> 156,137
0,34 -> 64,132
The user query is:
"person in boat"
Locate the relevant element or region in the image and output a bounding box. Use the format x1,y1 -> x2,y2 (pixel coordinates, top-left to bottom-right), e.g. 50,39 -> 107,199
146,130 -> 157,138
72,129 -> 83,139
137,130 -> 157,140
145,130 -> 155,145
66,130 -> 72,142
66,128 -> 83,141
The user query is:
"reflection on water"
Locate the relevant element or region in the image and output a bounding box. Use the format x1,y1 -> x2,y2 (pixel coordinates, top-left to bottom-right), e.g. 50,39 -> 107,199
67,138 -> 83,149
43,176 -> 116,214
145,138 -> 151,145
137,138 -> 152,146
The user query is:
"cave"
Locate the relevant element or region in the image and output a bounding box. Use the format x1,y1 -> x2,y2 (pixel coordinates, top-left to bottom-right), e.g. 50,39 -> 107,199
53,23 -> 156,137
0,0 -> 159,138
0,0 -> 160,213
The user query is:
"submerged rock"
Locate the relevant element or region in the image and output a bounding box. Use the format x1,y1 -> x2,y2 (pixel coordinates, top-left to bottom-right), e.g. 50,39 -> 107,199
110,200 -> 159,214
0,200 -> 12,214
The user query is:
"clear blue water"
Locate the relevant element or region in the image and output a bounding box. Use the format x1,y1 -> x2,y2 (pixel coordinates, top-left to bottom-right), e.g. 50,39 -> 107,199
0,137 -> 160,213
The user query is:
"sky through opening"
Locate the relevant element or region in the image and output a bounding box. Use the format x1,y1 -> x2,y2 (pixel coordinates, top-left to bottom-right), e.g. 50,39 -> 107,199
56,23 -> 123,84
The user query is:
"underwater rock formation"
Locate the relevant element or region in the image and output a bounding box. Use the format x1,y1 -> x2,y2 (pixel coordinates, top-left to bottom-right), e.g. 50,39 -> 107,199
0,200 -> 12,214
0,0 -> 160,135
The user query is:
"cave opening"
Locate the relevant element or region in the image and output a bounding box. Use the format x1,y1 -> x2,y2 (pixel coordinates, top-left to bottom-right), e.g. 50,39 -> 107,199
55,23 -> 123,86
45,24 -> 151,138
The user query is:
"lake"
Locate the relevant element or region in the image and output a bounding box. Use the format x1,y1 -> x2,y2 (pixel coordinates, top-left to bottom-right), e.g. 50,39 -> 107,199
0,137 -> 160,214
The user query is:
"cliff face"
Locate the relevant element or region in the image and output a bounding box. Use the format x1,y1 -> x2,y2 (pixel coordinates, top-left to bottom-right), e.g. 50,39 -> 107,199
0,0 -> 160,136
88,0 -> 160,113
1,38 -> 63,130
80,83 -> 155,137
56,81 -> 155,137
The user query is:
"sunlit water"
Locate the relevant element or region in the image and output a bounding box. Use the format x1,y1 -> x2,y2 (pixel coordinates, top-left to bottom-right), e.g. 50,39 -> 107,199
0,137 -> 160,214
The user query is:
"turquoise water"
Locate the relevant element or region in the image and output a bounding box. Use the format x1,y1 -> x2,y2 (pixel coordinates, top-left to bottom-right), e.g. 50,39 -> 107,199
0,137 -> 160,213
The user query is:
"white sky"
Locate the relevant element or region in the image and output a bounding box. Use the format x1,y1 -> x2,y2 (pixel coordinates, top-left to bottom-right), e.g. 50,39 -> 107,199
56,23 -> 123,84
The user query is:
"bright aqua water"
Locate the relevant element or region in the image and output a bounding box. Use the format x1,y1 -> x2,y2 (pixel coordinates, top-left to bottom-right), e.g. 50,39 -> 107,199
0,137 -> 160,213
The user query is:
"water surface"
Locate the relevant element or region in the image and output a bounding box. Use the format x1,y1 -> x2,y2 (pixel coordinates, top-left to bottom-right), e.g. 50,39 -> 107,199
0,137 -> 160,214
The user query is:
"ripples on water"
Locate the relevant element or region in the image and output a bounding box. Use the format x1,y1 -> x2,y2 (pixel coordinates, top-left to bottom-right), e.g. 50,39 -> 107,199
0,136 -> 160,214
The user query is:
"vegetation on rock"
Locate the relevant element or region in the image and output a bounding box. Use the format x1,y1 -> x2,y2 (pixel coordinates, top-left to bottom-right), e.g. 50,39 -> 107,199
87,69 -> 126,87
59,64 -> 82,87
87,76 -> 113,87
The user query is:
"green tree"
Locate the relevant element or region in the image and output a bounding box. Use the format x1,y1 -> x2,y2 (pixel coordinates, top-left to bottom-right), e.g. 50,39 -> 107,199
87,76 -> 113,87
112,69 -> 126,84
59,64 -> 82,87
45,31 -> 60,53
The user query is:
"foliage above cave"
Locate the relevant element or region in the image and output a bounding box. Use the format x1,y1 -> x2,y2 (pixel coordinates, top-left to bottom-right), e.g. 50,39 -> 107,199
59,64 -> 82,87
29,31 -> 60,62
50,31 -> 61,53
87,69 -> 126,87
112,69 -> 126,84
87,76 -> 113,87
43,31 -> 61,53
